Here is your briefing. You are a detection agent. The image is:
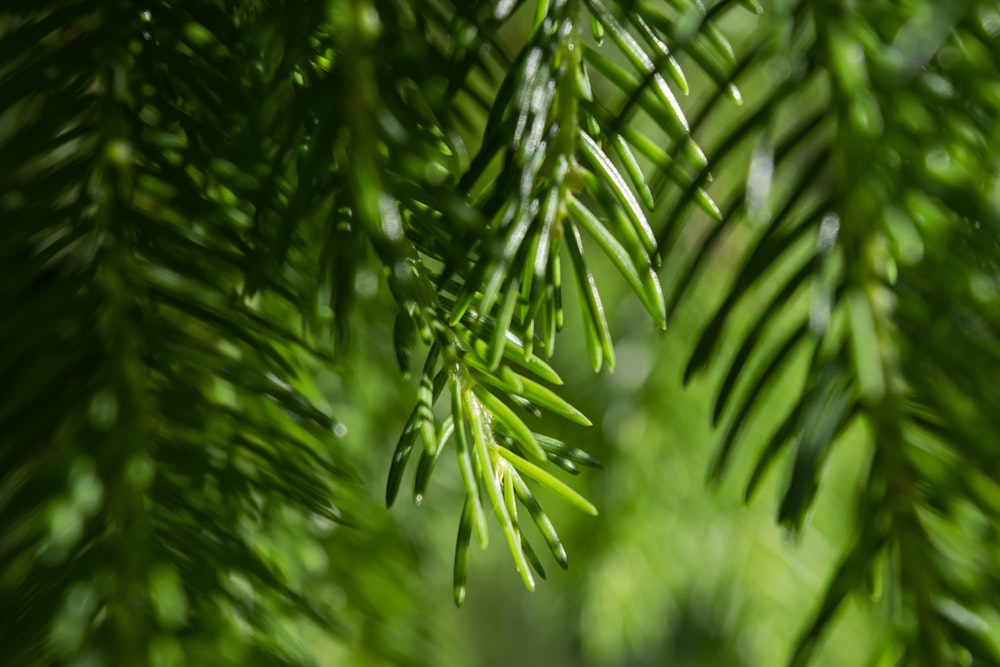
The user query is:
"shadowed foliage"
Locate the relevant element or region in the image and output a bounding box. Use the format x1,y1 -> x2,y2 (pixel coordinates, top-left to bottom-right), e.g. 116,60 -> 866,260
2,0 -> 999,665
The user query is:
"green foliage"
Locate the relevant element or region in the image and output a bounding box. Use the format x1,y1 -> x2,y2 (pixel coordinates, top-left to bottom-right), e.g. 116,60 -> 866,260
2,0 -> 999,666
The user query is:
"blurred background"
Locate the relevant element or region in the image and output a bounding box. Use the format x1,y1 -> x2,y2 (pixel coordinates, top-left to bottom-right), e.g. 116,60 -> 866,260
307,232 -> 881,667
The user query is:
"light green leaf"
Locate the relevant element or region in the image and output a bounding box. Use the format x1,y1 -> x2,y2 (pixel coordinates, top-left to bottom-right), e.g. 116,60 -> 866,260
496,448 -> 599,516
566,221 -> 616,371
509,372 -> 592,426
579,133 -> 657,256
567,195 -> 667,329
451,375 -> 488,548
512,473 -> 568,568
471,384 -> 547,464
469,398 -> 535,591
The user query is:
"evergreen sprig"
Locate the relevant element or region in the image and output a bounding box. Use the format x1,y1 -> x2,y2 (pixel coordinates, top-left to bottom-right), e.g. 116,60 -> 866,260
3,0 -> 999,665
663,2 -> 1000,664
